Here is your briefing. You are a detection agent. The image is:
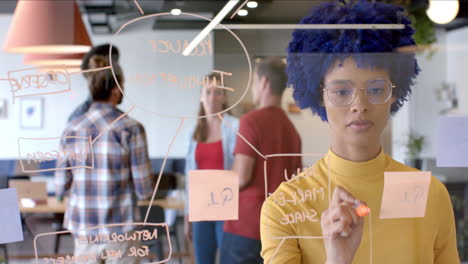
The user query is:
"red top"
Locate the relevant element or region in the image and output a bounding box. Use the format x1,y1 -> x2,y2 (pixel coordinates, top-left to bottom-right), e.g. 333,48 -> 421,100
195,140 -> 224,170
224,106 -> 302,240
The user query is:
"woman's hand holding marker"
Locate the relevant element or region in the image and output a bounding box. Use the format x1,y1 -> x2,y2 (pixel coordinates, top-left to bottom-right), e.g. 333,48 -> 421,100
322,186 -> 368,264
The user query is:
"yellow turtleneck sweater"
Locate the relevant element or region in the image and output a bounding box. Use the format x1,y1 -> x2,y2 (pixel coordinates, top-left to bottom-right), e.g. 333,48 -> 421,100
260,149 -> 459,263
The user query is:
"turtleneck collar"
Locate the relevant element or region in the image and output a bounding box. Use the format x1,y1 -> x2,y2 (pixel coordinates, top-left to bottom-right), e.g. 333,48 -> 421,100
324,147 -> 390,182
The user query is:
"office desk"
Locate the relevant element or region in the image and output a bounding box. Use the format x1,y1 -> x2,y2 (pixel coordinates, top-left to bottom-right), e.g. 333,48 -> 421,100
19,197 -> 185,213
16,196 -> 191,262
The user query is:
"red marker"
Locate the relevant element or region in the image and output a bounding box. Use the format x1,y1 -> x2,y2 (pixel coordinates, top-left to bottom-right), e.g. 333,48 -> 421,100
355,204 -> 370,217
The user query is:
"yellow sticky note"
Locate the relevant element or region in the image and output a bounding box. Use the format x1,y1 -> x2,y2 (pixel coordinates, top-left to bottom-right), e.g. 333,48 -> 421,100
380,171 -> 431,219
189,170 -> 239,222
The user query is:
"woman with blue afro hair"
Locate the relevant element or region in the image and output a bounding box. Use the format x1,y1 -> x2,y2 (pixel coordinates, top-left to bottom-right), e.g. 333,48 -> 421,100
260,1 -> 459,263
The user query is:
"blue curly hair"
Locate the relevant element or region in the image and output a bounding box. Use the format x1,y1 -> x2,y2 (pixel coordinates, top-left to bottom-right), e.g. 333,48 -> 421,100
287,0 -> 420,121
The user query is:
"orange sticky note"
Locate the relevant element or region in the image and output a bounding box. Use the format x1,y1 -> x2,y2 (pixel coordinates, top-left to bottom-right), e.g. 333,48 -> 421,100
380,171 -> 431,219
189,170 -> 239,222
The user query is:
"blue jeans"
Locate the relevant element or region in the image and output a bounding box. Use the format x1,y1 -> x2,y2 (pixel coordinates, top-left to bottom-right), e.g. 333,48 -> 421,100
220,232 -> 263,264
192,221 -> 224,264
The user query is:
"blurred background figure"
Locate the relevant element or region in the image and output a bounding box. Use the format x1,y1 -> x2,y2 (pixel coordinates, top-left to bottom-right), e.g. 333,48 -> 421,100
184,72 -> 239,264
222,57 -> 302,264
67,44 -> 120,123
56,54 -> 155,263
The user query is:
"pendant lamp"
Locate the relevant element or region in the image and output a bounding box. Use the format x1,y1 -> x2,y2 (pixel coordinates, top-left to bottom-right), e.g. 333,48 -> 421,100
3,0 -> 92,54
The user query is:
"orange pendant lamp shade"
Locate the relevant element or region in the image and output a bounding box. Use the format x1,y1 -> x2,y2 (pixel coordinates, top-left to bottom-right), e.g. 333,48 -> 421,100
3,0 -> 92,54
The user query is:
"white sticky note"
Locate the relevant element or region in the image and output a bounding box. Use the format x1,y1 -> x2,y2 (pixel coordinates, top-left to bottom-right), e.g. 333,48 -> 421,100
0,188 -> 24,244
380,171 -> 431,219
189,170 -> 239,222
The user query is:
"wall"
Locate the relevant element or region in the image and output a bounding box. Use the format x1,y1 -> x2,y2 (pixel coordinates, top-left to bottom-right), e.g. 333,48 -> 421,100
392,29 -> 448,163
410,30 -> 447,159
0,14 -> 213,159
446,26 -> 468,115
391,27 -> 468,171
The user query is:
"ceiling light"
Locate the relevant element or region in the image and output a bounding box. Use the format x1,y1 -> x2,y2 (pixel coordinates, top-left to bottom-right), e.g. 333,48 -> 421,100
238,9 -> 248,16
247,1 -> 258,8
183,0 -> 239,56
426,0 -> 459,24
171,8 -> 182,16
3,1 -> 92,54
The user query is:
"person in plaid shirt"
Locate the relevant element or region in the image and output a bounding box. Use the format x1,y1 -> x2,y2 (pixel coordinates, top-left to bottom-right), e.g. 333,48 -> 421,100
55,53 -> 154,263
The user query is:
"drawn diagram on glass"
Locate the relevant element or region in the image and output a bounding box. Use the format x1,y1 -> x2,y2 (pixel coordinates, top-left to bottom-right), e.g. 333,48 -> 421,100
1,1 -> 435,263
0,65 -> 111,103
9,1 -> 254,263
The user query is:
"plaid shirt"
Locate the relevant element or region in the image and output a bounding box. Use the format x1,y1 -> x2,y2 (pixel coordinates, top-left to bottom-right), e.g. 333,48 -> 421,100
55,103 -> 154,236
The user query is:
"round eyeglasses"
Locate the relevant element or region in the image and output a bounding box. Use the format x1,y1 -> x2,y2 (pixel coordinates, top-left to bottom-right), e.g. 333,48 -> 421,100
322,78 -> 395,106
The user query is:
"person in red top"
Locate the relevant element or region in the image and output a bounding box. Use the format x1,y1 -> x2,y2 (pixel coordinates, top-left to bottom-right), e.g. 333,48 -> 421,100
221,57 -> 302,263
184,72 -> 239,264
